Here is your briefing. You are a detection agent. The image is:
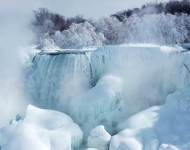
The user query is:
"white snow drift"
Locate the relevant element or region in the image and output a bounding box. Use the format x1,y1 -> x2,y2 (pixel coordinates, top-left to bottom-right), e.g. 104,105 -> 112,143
0,105 -> 83,150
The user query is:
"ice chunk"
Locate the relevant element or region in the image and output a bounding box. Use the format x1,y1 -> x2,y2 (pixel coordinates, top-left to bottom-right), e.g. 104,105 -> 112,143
110,107 -> 160,150
87,125 -> 111,150
117,139 -> 142,150
0,105 -> 83,150
69,75 -> 125,139
117,106 -> 160,132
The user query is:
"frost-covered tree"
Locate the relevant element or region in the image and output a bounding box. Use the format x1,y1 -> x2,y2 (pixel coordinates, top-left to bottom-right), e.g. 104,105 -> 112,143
178,13 -> 190,42
32,8 -> 190,48
36,32 -> 58,50
53,22 -> 105,49
32,8 -> 55,37
38,20 -> 54,35
122,16 -> 142,44
121,13 -> 188,45
140,14 -> 160,43
95,17 -> 124,45
154,13 -> 187,45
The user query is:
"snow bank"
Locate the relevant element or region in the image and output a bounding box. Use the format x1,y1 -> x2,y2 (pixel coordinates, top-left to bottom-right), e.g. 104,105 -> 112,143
69,75 -> 124,139
110,86 -> 190,150
0,105 -> 83,150
87,125 -> 111,150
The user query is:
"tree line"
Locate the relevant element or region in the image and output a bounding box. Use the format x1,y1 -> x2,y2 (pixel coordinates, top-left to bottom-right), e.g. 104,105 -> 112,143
112,0 -> 190,21
31,0 -> 190,49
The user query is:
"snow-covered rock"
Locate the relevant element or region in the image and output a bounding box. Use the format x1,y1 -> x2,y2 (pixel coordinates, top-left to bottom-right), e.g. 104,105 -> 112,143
69,75 -> 124,139
0,105 -> 83,150
87,125 -> 111,150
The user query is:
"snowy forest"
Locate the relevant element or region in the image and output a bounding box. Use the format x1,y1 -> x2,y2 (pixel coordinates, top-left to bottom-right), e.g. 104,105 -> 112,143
32,0 -> 190,49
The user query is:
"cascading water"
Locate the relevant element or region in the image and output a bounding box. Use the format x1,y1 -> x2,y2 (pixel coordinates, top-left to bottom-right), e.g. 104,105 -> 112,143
27,52 -> 92,111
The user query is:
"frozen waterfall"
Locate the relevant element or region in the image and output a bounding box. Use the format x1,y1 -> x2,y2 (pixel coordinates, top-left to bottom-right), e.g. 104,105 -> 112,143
25,45 -> 190,143
27,46 -> 190,112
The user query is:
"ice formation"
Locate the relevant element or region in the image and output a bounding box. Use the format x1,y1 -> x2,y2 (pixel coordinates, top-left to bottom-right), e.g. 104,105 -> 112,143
28,45 -> 188,114
110,86 -> 190,150
69,75 -> 124,138
0,105 -> 83,150
87,125 -> 111,150
21,45 -> 190,149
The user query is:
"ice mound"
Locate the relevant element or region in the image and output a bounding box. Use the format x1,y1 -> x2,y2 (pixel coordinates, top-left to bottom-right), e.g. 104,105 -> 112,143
110,86 -> 190,150
0,105 -> 83,150
110,106 -> 160,150
69,75 -> 125,139
87,125 -> 111,150
117,106 -> 160,132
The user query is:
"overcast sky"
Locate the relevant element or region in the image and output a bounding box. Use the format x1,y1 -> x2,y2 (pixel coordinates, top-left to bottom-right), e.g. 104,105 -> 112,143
48,0 -> 170,18
1,0 -> 169,19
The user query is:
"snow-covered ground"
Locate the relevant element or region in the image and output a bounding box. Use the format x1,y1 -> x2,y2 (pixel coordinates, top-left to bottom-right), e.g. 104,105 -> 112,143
1,44 -> 190,150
